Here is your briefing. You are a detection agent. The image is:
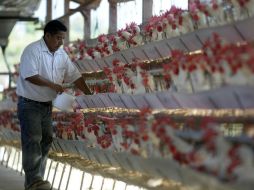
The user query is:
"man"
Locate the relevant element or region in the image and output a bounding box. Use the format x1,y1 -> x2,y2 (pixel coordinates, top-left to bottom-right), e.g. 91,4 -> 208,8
16,20 -> 92,190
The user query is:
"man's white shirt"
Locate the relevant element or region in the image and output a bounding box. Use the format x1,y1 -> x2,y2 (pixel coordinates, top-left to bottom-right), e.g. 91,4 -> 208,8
16,38 -> 81,102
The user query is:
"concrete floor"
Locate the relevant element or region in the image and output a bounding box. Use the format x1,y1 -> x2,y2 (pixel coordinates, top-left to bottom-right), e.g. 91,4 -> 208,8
0,147 -> 144,190
0,166 -> 58,190
0,165 -> 24,190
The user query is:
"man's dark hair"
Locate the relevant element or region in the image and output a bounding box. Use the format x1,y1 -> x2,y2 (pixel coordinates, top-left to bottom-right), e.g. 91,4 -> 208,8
44,20 -> 67,36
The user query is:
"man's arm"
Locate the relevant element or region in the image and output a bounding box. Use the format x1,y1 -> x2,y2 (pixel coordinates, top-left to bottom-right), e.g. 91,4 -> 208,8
73,77 -> 93,95
26,75 -> 64,94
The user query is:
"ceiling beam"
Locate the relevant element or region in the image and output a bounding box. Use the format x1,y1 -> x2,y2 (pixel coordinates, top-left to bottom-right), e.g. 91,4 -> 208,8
56,0 -> 133,22
55,0 -> 101,21
72,0 -> 133,3
70,0 -> 83,4
0,16 -> 38,22
108,0 -> 134,2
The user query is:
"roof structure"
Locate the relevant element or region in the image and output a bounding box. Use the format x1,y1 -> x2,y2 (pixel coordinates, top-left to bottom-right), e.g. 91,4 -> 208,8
0,0 -> 41,47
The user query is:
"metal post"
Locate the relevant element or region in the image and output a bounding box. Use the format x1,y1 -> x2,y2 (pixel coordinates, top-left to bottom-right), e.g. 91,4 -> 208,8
81,9 -> 91,40
142,0 -> 153,23
1,147 -> 6,165
112,180 -> 116,190
80,171 -> 85,190
15,150 -> 20,172
51,162 -> 59,190
5,147 -> 12,168
100,177 -> 105,190
46,0 -> 52,23
11,149 -> 17,169
58,164 -> 66,190
20,166 -> 23,175
64,0 -> 70,45
65,166 -> 73,190
89,175 -> 94,190
108,1 -> 117,34
46,160 -> 53,181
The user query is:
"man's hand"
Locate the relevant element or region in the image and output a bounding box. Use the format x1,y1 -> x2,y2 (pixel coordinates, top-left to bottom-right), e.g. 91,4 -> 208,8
74,77 -> 93,95
52,84 -> 64,94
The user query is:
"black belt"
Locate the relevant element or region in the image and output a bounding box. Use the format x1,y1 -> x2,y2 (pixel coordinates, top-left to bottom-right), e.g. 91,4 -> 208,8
19,96 -> 52,106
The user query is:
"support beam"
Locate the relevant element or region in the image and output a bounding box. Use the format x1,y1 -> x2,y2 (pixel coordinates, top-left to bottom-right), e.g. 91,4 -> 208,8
64,0 -> 70,44
55,0 -> 100,21
0,16 -> 38,22
81,10 -> 91,40
108,0 -> 133,2
71,0 -> 84,4
142,0 -> 153,23
108,1 -> 117,34
46,0 -> 52,23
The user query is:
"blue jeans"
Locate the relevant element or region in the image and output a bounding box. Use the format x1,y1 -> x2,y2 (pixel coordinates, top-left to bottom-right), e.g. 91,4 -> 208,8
17,96 -> 53,188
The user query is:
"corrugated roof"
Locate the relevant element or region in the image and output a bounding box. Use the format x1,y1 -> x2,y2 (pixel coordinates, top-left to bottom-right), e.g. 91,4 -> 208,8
0,0 -> 41,17
0,0 -> 41,47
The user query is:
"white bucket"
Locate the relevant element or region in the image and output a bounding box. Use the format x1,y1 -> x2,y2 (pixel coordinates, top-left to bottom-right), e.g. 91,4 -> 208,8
53,92 -> 75,111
